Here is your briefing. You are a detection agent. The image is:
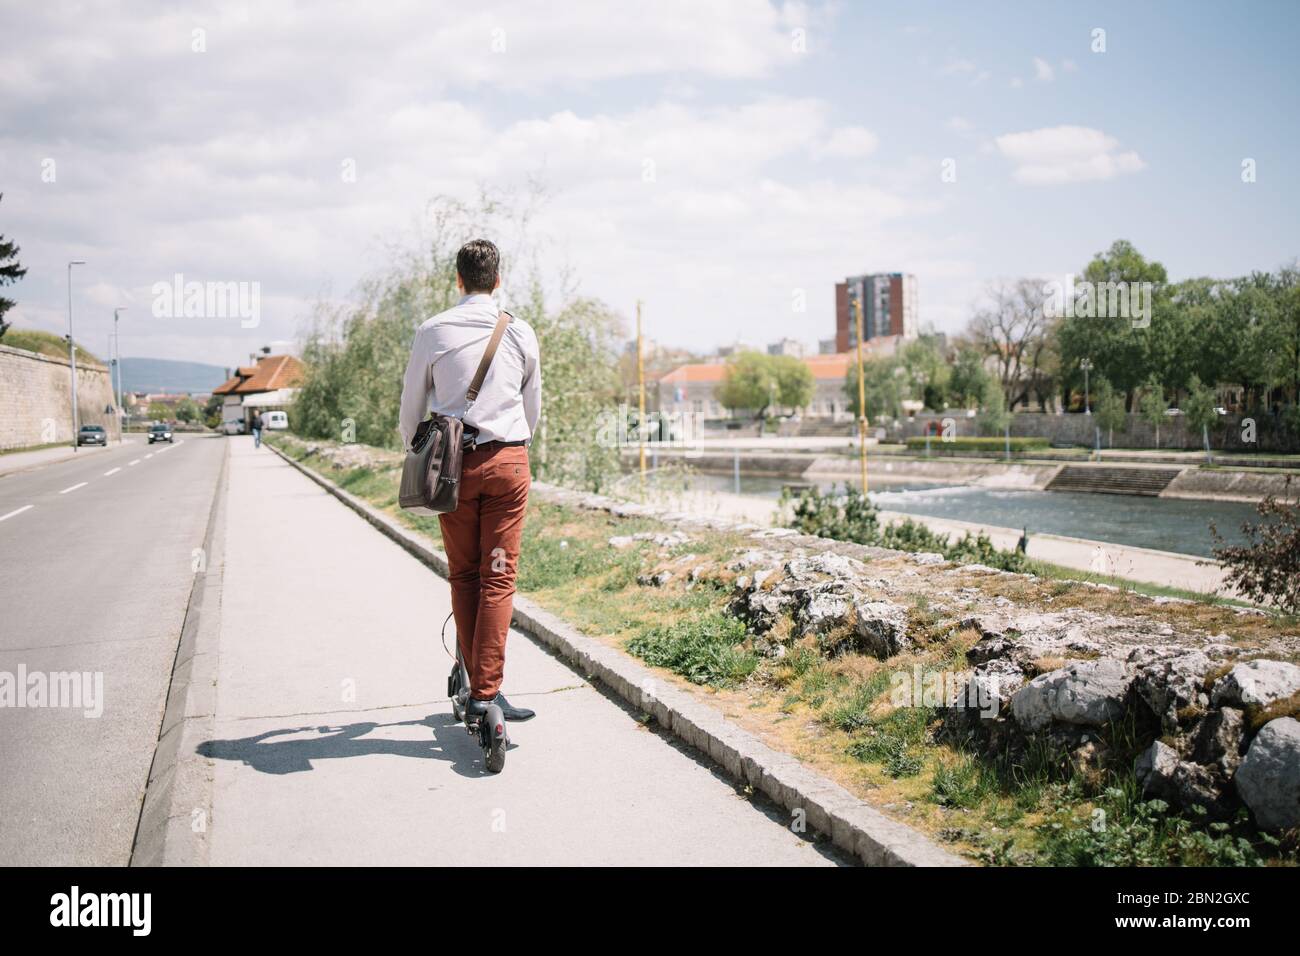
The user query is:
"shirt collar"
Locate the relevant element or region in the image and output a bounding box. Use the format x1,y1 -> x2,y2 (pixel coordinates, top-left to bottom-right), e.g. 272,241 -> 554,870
459,293 -> 495,306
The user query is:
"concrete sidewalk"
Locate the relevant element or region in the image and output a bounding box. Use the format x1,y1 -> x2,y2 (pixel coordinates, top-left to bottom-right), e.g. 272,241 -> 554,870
202,437 -> 843,865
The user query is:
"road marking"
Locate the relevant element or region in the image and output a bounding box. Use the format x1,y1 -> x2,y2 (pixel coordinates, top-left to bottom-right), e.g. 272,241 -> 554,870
0,505 -> 33,522
144,453 -> 153,459
59,482 -> 88,494
128,459 -> 141,466
104,467 -> 121,476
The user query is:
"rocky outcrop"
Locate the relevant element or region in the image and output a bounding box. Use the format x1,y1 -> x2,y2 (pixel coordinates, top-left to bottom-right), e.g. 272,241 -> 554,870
1234,718 -> 1300,830
1011,659 -> 1135,733
1210,660 -> 1300,709
853,600 -> 912,658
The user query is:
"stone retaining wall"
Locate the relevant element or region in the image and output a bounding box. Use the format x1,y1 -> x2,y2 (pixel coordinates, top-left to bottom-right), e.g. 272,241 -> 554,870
0,343 -> 121,450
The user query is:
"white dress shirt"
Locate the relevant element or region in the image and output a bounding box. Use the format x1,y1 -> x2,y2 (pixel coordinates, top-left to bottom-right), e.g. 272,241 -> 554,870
398,293 -> 542,449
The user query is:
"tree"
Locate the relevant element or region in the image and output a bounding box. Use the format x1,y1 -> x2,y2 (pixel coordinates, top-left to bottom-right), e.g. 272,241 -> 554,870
948,343 -> 991,409
966,279 -> 1056,410
0,193 -> 27,340
843,354 -> 908,420
977,377 -> 1010,437
293,187 -> 624,491
1182,373 -> 1219,461
716,351 -> 811,418
1138,376 -> 1168,448
717,350 -> 777,418
174,397 -> 201,423
203,394 -> 224,429
898,335 -> 952,410
770,354 -> 814,411
1093,377 -> 1127,448
147,403 -> 173,421
1054,240 -> 1170,410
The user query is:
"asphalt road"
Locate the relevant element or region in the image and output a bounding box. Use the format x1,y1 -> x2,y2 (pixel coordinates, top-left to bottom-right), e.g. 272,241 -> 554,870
0,433 -> 226,865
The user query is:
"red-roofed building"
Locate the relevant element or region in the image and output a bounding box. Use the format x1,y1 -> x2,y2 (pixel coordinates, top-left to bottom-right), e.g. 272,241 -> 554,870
213,354 -> 304,430
657,342 -> 902,422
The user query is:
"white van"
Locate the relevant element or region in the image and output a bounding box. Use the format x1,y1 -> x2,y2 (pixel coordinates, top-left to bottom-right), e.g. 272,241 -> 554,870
264,410 -> 289,430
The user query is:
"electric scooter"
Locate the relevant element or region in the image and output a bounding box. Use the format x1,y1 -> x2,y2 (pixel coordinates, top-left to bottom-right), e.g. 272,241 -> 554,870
442,612 -> 508,773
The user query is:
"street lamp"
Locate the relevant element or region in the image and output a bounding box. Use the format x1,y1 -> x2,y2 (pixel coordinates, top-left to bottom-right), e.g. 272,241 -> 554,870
113,307 -> 126,442
67,260 -> 86,450
1080,358 -> 1093,415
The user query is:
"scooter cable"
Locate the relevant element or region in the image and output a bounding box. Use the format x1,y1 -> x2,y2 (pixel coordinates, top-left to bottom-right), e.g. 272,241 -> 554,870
440,609 -> 455,661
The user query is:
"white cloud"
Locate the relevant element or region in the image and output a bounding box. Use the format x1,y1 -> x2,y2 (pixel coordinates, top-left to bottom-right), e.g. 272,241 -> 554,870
1062,58 -> 1078,72
994,125 -> 1146,184
947,116 -> 974,133
1033,56 -> 1054,82
0,1 -> 988,360
815,126 -> 879,158
1010,76 -> 1023,88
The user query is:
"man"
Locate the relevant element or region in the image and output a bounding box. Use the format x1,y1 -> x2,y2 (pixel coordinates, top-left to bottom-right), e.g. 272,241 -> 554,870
250,411 -> 264,449
399,239 -> 542,723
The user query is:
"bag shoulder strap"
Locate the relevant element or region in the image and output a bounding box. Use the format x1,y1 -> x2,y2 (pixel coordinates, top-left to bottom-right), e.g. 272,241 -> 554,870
465,311 -> 511,405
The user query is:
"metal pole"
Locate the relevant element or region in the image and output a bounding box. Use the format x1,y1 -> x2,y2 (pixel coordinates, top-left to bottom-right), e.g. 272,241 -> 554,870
114,307 -> 125,441
67,260 -> 85,450
853,297 -> 868,494
636,300 -> 646,490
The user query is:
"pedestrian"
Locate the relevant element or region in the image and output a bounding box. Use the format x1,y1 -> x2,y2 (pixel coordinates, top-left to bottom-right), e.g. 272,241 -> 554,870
399,239 -> 542,723
251,411 -> 264,449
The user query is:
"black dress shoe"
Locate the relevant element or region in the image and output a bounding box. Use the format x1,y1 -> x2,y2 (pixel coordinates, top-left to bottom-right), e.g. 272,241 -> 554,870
466,692 -> 536,722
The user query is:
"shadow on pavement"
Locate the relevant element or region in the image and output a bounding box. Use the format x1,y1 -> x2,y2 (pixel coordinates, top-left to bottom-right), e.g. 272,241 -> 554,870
197,712 -> 513,778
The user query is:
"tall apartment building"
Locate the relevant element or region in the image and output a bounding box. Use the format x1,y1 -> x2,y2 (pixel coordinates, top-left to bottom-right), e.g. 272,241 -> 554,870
834,273 -> 918,352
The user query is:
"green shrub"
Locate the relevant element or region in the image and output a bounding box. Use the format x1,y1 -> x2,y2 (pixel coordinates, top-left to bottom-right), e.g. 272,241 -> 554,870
782,485 -> 1028,572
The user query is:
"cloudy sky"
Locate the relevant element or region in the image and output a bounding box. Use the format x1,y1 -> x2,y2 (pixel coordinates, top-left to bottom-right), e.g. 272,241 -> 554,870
1,0 -> 1297,369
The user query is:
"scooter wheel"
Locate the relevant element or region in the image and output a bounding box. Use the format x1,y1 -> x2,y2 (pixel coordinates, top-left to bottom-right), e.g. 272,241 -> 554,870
483,704 -> 507,773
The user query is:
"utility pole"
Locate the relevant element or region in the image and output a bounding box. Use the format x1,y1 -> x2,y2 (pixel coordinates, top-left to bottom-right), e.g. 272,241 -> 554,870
853,297 -> 868,494
636,299 -> 646,489
113,307 -> 126,442
67,260 -> 86,450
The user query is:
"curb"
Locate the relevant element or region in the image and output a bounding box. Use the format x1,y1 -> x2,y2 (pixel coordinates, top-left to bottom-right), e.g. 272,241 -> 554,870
130,440 -> 228,866
268,441 -> 967,867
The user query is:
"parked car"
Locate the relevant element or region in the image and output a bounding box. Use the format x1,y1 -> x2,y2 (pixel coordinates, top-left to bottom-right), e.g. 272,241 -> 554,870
148,423 -> 174,444
222,419 -> 246,436
263,410 -> 289,430
77,424 -> 107,446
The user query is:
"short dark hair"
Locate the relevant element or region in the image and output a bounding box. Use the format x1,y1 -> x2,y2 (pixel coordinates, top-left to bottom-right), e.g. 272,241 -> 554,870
456,239 -> 500,294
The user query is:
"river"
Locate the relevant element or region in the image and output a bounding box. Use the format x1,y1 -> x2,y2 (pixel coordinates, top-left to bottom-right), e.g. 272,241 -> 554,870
665,474 -> 1259,559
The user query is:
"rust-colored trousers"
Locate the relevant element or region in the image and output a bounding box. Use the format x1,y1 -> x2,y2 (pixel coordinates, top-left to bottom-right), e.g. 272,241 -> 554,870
438,443 -> 530,700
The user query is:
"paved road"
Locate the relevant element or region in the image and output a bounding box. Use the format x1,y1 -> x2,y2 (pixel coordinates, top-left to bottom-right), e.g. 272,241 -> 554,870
0,433 -> 226,865
203,439 -> 844,865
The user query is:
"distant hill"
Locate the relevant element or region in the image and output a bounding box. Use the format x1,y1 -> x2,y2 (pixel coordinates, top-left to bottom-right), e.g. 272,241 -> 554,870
121,357 -> 229,395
